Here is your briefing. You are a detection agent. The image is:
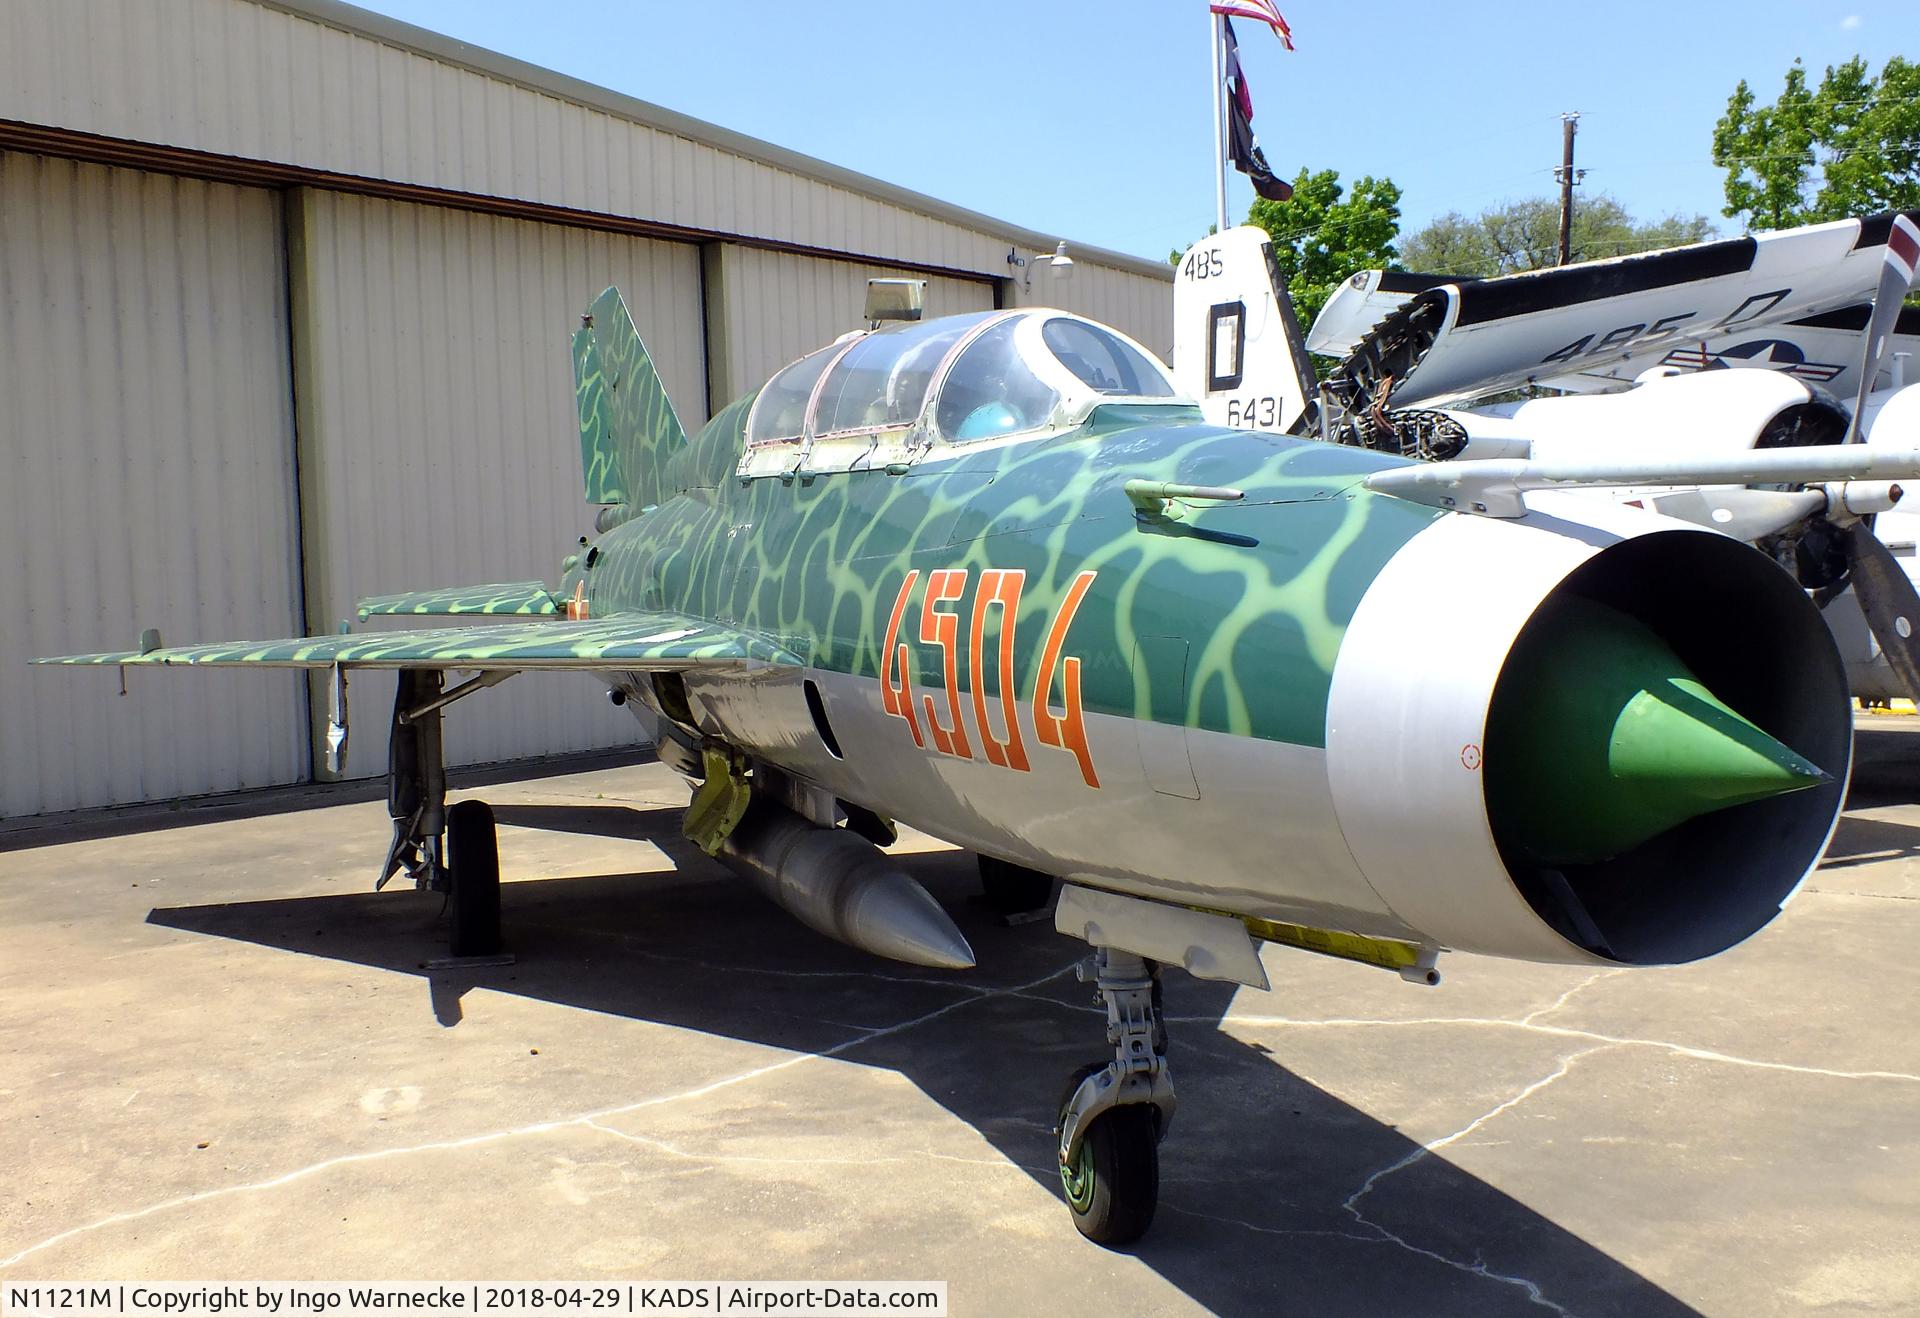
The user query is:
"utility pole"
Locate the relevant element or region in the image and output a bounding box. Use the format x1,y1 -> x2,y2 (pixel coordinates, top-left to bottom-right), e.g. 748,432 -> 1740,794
1555,111 -> 1585,266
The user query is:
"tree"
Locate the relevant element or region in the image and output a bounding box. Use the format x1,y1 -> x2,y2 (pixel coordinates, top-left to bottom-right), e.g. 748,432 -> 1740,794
1399,195 -> 1715,278
1245,168 -> 1403,329
1713,56 -> 1920,231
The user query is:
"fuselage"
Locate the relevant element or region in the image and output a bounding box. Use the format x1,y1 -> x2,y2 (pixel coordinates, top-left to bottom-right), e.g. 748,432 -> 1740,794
531,277 -> 1859,973
557,374 -> 1849,974
566,399 -> 1443,939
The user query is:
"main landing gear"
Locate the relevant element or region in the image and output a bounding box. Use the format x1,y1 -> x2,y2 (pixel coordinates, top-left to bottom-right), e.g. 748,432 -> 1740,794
976,855 -> 1054,922
382,670 -> 506,962
1055,948 -> 1175,1245
444,798 -> 503,959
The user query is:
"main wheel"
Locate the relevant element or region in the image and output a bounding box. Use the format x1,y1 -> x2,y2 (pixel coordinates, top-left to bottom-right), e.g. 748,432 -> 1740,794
979,855 -> 1053,914
1057,1069 -> 1159,1246
446,799 -> 502,957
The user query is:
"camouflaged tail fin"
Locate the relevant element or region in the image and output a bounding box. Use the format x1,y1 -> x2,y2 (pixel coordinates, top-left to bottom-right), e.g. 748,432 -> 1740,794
573,286 -> 689,511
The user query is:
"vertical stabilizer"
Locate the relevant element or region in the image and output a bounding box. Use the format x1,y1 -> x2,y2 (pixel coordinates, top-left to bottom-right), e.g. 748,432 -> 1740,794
572,286 -> 688,510
1172,226 -> 1319,434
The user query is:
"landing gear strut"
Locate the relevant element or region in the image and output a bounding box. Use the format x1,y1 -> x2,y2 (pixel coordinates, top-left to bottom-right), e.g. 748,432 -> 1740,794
380,671 -> 448,891
381,670 -> 506,962
1055,948 -> 1175,1246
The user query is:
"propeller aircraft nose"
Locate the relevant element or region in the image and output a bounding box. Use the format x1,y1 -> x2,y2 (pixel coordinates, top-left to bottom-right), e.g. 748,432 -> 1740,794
1487,595 -> 1832,867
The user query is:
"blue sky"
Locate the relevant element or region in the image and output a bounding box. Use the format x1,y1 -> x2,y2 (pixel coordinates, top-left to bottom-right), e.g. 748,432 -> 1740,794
349,1 -> 1909,263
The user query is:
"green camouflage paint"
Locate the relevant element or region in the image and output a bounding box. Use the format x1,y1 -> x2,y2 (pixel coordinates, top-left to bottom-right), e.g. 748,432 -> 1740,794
356,581 -> 559,619
573,286 -> 690,512
1485,595 -> 1829,865
38,614 -> 798,670
568,396 -> 1439,749
51,289 -> 1443,753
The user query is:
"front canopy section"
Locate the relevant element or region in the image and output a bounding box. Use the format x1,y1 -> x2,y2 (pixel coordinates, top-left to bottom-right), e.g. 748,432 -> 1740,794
736,309 -> 1187,477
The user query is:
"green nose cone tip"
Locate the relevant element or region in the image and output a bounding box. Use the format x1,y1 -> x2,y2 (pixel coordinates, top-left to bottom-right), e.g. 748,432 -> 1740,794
1487,596 -> 1832,867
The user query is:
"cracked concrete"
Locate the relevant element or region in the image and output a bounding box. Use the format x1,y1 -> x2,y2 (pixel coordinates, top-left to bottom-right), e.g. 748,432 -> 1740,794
3,749 -> 1918,1315
1337,1047 -> 1616,1317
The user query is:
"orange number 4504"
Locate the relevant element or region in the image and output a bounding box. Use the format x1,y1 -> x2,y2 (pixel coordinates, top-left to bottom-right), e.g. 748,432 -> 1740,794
880,568 -> 1099,788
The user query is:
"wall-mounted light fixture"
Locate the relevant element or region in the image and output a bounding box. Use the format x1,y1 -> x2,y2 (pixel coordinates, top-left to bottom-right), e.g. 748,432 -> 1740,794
1006,241 -> 1075,293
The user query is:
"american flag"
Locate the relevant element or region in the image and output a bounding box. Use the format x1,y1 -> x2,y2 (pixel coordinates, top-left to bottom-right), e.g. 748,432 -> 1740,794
1209,0 -> 1293,49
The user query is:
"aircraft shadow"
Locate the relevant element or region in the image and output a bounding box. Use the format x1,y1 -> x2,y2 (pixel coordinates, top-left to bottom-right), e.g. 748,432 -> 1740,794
486,803 -> 683,845
1811,811 -> 1920,870
148,805 -> 1698,1317
0,750 -> 656,853
1843,725 -> 1920,810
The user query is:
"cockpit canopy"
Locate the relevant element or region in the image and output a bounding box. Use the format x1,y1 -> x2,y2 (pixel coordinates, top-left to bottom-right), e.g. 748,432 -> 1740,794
741,309 -> 1180,475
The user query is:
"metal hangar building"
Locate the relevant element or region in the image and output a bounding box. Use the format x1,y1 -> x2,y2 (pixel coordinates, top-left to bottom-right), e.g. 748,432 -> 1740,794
0,0 -> 1175,817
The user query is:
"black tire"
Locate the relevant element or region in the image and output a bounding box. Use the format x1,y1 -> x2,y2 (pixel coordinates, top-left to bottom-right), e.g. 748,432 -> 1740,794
1059,1102 -> 1159,1247
447,799 -> 502,957
979,855 -> 1054,914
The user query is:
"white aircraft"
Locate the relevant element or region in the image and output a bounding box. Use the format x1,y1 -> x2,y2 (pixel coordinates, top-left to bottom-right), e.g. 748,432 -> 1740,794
1171,213 -> 1920,701
1301,212 -> 1920,407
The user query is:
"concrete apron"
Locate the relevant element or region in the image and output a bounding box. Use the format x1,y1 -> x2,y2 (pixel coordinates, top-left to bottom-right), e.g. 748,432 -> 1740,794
1,755 -> 1916,1317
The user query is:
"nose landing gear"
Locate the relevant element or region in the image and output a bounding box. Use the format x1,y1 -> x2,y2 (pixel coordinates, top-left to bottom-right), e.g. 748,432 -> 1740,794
1055,948 -> 1176,1245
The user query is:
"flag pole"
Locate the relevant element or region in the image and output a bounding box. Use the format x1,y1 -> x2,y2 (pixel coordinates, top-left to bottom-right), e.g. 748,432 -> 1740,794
1210,11 -> 1228,233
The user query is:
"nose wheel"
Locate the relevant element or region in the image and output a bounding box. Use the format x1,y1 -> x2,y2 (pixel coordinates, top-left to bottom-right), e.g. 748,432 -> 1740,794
1055,948 -> 1175,1246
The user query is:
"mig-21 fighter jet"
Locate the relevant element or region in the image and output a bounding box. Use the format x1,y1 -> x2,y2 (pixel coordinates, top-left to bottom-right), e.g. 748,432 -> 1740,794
41,282 -> 1910,1243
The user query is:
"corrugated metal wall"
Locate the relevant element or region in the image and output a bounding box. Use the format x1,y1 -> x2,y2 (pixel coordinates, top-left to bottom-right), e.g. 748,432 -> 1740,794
0,0 -> 1181,817
291,189 -> 706,777
0,152 -> 307,817
0,0 -> 1172,333
711,247 -> 995,406
1012,265 -> 1176,362
0,0 -> 997,276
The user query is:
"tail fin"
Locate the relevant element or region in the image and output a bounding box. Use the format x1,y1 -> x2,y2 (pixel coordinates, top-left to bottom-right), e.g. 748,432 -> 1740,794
572,286 -> 688,509
1171,226 -> 1319,435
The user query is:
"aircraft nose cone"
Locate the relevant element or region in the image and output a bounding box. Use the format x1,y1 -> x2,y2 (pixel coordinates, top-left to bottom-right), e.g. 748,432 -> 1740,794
1486,595 -> 1832,867
842,872 -> 978,970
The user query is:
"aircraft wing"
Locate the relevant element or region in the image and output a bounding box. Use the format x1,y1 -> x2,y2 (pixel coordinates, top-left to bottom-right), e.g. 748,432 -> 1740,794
356,581 -> 559,619
1321,212 -> 1920,409
1540,302 -> 1920,398
35,612 -> 800,671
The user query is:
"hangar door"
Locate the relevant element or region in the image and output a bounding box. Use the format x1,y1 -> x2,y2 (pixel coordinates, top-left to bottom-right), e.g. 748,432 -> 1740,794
0,153 -> 307,818
291,190 -> 707,778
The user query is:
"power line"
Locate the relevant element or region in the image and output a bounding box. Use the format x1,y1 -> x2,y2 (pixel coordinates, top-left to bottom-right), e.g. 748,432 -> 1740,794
1713,142 -> 1920,165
